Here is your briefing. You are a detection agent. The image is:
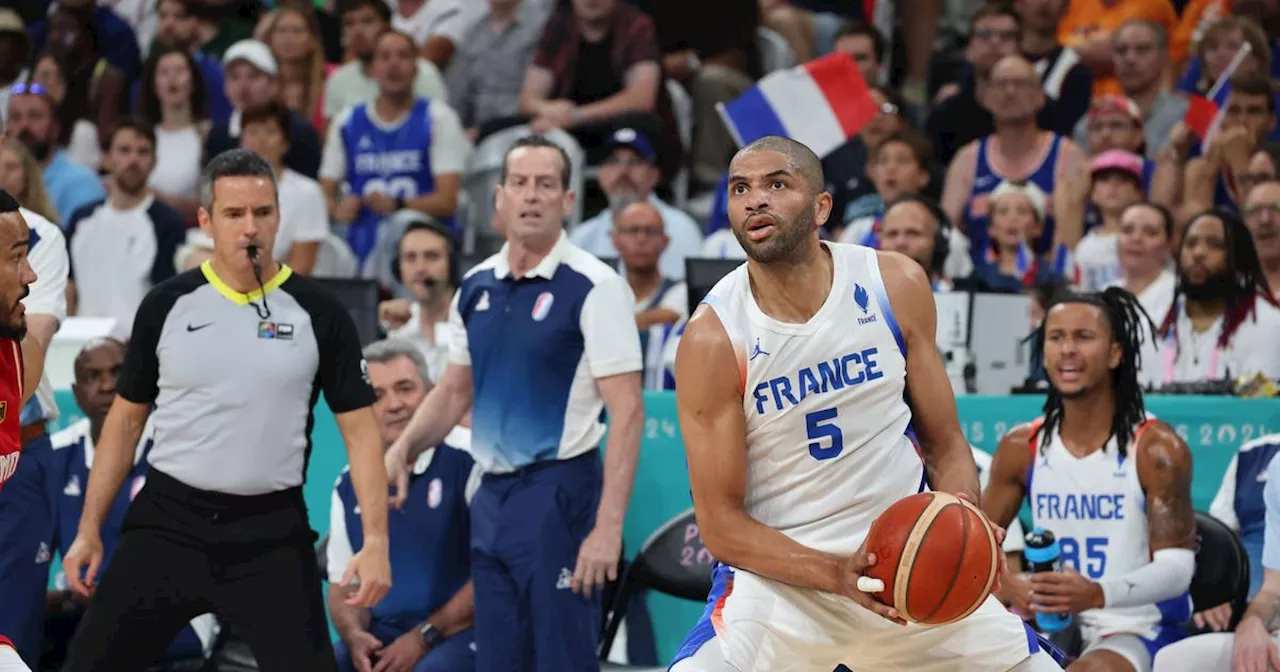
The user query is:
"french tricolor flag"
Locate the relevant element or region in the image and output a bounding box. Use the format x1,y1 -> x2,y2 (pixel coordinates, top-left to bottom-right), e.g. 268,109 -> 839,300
716,53 -> 880,158
1185,41 -> 1252,150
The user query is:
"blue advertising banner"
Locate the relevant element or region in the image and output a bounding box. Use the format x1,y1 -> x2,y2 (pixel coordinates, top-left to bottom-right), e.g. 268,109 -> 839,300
47,391 -> 1280,663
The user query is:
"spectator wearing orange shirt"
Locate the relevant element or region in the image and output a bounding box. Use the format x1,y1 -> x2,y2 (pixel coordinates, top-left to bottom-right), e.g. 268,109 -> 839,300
1057,0 -> 1177,97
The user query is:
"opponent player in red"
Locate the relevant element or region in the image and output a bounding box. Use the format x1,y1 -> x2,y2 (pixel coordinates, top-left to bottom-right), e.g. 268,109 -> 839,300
0,189 -> 43,672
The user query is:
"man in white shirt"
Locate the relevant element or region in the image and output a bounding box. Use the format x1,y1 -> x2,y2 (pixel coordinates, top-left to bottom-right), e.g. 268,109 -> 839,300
64,119 -> 186,337
1151,209 -> 1280,386
614,200 -> 686,390
240,102 -> 328,274
326,0 -> 449,122
389,0 -> 476,69
378,217 -> 458,382
320,29 -> 470,276
570,128 -> 702,279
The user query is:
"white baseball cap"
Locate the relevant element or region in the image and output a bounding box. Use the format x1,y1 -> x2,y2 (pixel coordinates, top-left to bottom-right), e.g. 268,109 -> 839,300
222,40 -> 278,77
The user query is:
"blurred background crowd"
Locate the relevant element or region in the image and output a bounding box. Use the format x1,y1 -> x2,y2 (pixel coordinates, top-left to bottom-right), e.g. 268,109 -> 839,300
3,0 -> 1280,395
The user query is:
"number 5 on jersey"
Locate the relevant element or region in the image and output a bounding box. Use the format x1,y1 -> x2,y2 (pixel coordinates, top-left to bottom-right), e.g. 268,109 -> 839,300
806,408 -> 844,460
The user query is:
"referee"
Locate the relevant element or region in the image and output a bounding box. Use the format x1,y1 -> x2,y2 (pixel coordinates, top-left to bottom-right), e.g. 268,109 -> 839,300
60,149 -> 392,671
384,136 -> 645,671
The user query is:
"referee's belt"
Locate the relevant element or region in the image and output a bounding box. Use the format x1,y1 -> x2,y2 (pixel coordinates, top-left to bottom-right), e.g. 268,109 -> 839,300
21,421 -> 46,445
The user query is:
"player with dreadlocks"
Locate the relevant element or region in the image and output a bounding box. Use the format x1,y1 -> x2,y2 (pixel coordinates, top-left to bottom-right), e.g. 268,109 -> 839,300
1153,208 -> 1280,386
983,287 -> 1197,672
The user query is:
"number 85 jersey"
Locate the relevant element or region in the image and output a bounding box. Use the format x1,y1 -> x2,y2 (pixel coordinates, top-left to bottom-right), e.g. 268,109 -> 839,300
1026,417 -> 1192,638
698,243 -> 925,556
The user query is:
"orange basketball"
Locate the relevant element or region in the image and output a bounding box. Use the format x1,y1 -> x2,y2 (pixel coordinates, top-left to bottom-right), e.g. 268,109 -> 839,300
862,492 -> 1000,625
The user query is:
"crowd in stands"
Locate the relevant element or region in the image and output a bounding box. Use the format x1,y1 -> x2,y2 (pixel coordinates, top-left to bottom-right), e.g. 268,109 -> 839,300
4,0 -> 1280,668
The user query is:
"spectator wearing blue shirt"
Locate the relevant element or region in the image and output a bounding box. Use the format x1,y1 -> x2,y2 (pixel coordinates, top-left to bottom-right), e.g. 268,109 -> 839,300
385,136 -> 645,671
4,85 -> 106,231
570,128 -> 703,279
43,339 -> 218,668
328,340 -> 477,672
320,30 -> 469,275
1152,441 -> 1280,670
28,0 -> 142,86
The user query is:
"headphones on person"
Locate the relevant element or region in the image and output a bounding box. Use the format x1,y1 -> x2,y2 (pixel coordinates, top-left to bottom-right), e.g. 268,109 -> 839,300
390,217 -> 460,289
879,194 -> 953,275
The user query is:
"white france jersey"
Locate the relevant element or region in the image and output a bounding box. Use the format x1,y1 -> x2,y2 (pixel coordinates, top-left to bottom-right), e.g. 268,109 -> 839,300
702,243 -> 922,555
1027,416 -> 1191,638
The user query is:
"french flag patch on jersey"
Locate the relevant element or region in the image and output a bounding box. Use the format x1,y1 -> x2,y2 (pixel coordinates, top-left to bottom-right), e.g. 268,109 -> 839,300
532,292 -> 555,321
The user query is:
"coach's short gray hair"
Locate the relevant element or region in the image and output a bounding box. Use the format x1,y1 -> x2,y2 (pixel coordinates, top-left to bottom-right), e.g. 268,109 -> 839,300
362,339 -> 431,385
199,149 -> 278,209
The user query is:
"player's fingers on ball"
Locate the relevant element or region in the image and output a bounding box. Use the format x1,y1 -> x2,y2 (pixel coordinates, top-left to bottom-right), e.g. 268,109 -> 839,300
1193,612 -> 1206,628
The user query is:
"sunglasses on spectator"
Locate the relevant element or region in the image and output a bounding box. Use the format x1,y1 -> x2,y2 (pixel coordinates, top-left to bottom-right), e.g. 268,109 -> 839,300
8,82 -> 50,97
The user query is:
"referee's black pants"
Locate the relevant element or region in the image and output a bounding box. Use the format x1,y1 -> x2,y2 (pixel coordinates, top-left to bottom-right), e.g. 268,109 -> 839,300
62,469 -> 337,672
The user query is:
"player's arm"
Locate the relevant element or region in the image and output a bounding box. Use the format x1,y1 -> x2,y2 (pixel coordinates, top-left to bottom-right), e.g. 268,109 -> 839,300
878,251 -> 979,502
982,425 -> 1035,530
19,316 -> 54,406
1090,421 -> 1197,607
676,307 -> 876,604
983,425 -> 1036,609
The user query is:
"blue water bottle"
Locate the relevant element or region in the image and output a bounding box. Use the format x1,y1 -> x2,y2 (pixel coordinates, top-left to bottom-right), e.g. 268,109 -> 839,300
1024,527 -> 1072,632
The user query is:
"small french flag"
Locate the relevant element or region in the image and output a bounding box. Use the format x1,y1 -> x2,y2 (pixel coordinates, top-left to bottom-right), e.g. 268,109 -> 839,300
1184,41 -> 1252,150
716,52 -> 880,158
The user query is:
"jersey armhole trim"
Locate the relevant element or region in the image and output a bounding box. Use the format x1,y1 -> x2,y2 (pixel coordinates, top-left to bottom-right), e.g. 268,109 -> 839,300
864,249 -> 907,357
1026,418 -> 1046,491
699,294 -> 747,396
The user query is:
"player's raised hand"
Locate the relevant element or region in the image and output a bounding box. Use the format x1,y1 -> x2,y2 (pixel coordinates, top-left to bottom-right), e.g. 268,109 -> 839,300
840,546 -> 907,626
62,533 -> 104,598
1232,615 -> 1280,672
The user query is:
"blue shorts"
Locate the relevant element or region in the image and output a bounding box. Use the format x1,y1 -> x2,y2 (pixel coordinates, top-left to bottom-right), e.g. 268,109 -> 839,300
0,434 -> 56,666
334,621 -> 475,672
470,451 -> 603,672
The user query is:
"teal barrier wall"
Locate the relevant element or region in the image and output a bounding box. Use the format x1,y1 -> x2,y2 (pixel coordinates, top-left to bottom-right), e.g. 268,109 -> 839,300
48,392 -> 1280,662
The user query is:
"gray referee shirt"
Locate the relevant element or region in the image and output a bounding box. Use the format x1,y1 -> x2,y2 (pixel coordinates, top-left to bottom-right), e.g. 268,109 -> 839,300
117,262 -> 375,495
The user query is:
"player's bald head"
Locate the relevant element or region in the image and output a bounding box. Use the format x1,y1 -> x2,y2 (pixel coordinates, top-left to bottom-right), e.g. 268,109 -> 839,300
989,54 -> 1036,81
730,136 -> 825,195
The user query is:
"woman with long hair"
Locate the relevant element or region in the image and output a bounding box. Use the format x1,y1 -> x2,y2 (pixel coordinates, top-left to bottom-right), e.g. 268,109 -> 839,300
0,137 -> 59,225
255,4 -> 331,132
139,46 -> 209,224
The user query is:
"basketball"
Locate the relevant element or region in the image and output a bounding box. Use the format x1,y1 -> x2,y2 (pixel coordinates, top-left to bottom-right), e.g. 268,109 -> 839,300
862,492 -> 1000,625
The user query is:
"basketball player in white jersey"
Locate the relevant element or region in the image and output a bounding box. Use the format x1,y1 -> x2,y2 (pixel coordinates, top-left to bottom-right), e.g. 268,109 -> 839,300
984,288 -> 1197,672
669,136 -> 1063,671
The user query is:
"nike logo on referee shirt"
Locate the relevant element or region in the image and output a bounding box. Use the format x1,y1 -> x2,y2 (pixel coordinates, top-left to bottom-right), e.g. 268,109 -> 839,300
187,323 -> 213,332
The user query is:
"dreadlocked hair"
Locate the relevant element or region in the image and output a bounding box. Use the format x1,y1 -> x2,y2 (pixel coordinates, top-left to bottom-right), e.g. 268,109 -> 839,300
1160,208 -> 1278,348
1028,286 -> 1156,459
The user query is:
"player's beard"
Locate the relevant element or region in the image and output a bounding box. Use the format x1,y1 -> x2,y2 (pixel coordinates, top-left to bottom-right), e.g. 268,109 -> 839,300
1178,268 -> 1238,302
735,204 -> 815,265
0,290 -> 28,341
